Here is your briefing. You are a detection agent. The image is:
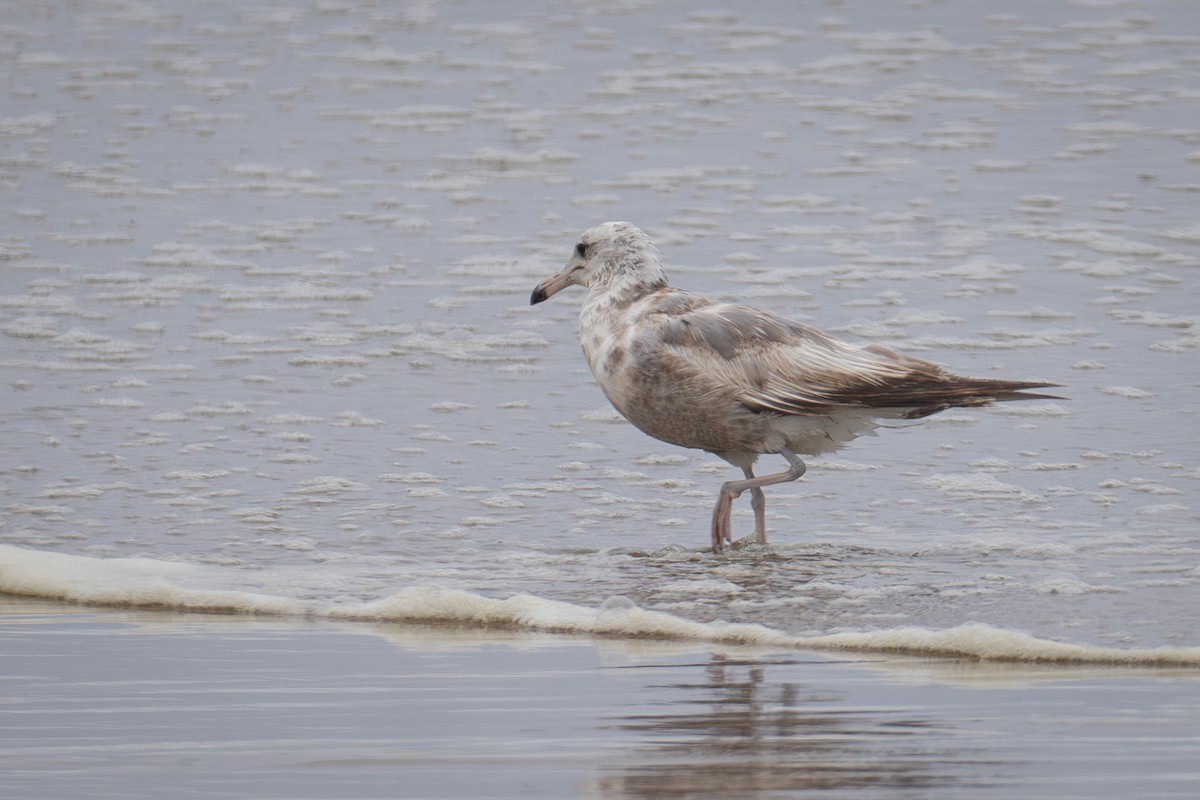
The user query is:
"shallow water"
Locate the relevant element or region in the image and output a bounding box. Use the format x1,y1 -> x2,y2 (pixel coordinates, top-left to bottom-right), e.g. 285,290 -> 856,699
3,601 -> 1199,800
2,0 -> 1199,663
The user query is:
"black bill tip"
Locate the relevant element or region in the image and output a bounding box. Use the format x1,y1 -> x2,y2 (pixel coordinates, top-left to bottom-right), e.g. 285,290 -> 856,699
530,286 -> 547,305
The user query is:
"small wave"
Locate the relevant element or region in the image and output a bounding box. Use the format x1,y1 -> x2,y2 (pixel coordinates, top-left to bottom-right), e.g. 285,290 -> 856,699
0,544 -> 307,616
3,544 -> 1198,667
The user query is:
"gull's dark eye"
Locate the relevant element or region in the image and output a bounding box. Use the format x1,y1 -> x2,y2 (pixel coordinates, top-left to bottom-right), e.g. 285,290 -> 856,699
575,242 -> 588,259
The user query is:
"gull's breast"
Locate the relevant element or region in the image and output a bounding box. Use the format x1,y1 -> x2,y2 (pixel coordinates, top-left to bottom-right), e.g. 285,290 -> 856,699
579,304 -> 771,456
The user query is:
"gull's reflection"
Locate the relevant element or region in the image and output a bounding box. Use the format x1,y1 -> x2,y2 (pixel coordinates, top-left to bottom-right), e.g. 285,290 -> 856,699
592,654 -> 950,798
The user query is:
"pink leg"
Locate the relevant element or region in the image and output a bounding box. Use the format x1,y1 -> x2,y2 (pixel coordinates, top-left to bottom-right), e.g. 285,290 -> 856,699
710,451 -> 807,553
747,476 -> 766,544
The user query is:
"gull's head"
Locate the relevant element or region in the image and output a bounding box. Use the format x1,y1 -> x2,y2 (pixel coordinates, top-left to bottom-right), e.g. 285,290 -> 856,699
530,221 -> 667,305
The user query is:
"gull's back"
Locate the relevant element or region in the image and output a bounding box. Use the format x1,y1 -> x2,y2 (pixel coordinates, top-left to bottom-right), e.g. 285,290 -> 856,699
581,284 -> 1057,464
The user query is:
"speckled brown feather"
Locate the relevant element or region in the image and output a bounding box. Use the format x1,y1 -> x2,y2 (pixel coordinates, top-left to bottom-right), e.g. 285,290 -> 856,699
531,222 -> 1061,550
533,223 -> 1059,458
651,295 -> 1058,418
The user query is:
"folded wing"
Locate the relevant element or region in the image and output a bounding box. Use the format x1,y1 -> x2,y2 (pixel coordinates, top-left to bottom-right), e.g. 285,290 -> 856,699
653,300 -> 1059,418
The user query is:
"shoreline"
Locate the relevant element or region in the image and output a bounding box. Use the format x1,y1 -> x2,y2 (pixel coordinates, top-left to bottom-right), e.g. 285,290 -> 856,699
4,543 -> 1200,667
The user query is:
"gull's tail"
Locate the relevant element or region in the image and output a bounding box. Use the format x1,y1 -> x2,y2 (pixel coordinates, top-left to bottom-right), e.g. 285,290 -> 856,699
893,378 -> 1063,419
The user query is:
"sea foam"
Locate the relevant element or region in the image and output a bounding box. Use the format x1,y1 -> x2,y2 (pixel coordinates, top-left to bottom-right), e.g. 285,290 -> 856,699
2,544 -> 1198,667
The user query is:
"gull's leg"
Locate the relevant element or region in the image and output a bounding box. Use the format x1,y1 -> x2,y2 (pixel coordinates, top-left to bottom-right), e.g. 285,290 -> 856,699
709,450 -> 807,553
744,466 -> 767,545
711,490 -> 734,552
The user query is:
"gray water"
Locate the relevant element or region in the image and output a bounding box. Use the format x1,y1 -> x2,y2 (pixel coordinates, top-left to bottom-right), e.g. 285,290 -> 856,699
4,600 -> 1199,800
2,0 -> 1199,654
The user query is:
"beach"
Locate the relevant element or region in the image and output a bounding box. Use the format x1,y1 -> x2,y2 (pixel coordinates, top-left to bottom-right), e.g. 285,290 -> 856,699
2,0 -> 1199,795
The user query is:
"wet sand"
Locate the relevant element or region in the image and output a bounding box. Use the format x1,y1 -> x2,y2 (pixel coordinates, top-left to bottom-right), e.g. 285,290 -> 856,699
2,598 -> 1197,800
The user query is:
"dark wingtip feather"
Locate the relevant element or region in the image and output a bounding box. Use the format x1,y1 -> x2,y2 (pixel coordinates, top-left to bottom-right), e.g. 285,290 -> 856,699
860,378 -> 1065,414
980,379 -> 1064,402
990,387 -> 1066,402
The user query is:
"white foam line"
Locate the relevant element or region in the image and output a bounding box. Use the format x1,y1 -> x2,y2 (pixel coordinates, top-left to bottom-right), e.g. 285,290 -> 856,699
0,545 -> 307,616
329,586 -> 1200,667
329,587 -> 792,644
3,545 -> 1199,667
796,625 -> 1200,666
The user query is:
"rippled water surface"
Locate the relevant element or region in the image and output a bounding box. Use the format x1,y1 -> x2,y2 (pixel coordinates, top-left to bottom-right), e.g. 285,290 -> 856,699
4,2 -> 1200,798
2,0 -> 1199,657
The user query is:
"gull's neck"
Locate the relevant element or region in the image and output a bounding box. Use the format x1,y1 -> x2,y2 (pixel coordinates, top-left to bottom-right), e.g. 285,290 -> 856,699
585,247 -> 669,311
586,273 -> 665,310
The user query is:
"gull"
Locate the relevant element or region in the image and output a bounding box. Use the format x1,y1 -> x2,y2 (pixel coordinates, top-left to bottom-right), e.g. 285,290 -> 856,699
530,222 -> 1059,552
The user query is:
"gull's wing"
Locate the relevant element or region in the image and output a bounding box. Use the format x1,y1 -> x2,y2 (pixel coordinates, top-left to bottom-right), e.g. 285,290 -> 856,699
651,298 -> 1057,416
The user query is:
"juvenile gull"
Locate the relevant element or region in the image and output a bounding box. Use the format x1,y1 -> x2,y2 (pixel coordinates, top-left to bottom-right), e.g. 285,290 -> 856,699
531,222 -> 1059,552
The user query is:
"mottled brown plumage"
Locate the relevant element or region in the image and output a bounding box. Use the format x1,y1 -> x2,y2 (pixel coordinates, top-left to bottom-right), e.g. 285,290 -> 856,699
531,222 -> 1059,552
